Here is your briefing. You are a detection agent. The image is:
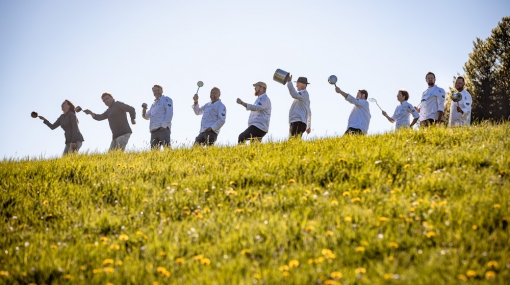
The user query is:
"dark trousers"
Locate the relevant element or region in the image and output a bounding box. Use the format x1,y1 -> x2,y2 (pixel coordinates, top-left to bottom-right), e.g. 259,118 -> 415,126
420,119 -> 437,127
238,125 -> 267,143
344,127 -> 364,135
194,130 -> 218,145
289,121 -> 307,137
150,127 -> 170,148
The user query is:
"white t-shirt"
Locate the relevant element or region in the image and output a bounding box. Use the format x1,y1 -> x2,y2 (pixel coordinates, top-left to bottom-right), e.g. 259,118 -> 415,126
246,94 -> 271,132
286,82 -> 312,128
192,99 -> 226,134
449,89 -> 472,126
419,85 -> 445,121
391,101 -> 420,129
346,94 -> 371,134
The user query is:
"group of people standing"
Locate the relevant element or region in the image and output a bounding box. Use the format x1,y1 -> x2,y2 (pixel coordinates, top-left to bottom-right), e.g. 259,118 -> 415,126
37,71 -> 472,155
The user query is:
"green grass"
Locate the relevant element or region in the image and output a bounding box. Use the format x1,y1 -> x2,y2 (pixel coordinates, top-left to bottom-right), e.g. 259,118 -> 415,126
1,123 -> 509,284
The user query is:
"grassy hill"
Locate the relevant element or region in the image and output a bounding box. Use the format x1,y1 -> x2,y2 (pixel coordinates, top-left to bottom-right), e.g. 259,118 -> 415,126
1,123 -> 509,284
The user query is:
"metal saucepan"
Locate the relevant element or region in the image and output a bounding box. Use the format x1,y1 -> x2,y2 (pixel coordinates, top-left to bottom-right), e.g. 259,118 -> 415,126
196,81 -> 204,94
273,69 -> 290,85
451,92 -> 462,102
31,111 -> 38,118
328,75 -> 338,86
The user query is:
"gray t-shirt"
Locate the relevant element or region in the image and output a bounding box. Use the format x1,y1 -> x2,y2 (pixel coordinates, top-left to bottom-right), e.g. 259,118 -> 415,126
44,111 -> 84,144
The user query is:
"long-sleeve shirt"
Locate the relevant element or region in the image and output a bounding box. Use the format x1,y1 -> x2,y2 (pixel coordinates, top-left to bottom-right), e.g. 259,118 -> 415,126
391,101 -> 420,129
143,95 -> 173,132
93,100 -> 136,139
43,111 -> 84,144
419,85 -> 445,121
286,82 -> 312,129
192,99 -> 227,134
246,93 -> 271,133
346,94 -> 371,134
449,89 -> 472,126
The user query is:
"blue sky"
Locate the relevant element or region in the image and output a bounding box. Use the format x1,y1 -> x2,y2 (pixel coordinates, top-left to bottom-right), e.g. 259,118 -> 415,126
1,0 -> 508,159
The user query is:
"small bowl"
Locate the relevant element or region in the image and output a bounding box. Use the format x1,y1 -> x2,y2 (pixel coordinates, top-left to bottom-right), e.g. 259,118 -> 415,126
31,111 -> 38,118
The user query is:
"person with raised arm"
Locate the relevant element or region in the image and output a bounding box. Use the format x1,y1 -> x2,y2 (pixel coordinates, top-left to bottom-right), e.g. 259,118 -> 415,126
334,86 -> 371,135
236,82 -> 271,143
192,87 -> 226,145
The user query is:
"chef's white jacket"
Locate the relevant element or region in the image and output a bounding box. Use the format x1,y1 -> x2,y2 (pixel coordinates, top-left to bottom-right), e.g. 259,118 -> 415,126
143,95 -> 173,132
286,82 -> 312,129
391,101 -> 420,129
246,94 -> 271,133
449,89 -> 472,126
346,94 -> 371,134
419,85 -> 445,121
192,99 -> 226,133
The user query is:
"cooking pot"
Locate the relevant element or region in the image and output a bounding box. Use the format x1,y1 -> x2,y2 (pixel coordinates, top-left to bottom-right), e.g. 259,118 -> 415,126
273,69 -> 290,85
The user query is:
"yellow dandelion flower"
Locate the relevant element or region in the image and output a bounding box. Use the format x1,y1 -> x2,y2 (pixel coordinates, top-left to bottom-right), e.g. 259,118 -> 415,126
355,246 -> 365,252
100,236 -> 109,242
0,271 -> 8,276
404,164 -> 411,168
355,267 -> 366,274
241,249 -> 251,255
409,207 -> 415,212
103,259 -> 114,266
110,244 -> 120,250
64,274 -> 73,279
487,260 -> 498,268
315,257 -> 325,263
234,208 -> 244,213
153,282 -> 159,285
363,188 -> 371,193
378,217 -> 388,222
103,267 -> 115,273
227,190 -> 237,196
457,274 -> 467,281
115,260 -> 123,266
338,158 -> 347,162
389,242 -> 399,249
331,200 -> 338,206
288,179 -> 296,183
79,266 -> 86,271
200,258 -> 211,265
50,244 -> 58,249
466,270 -> 477,277
217,203 -> 223,207
301,196 -> 308,201
142,198 -> 149,203
384,273 -> 395,279
203,207 -> 211,213
322,249 -> 333,255
342,191 -> 350,197
282,271 -> 290,277
279,265 -> 289,272
344,216 -> 352,223
118,234 -> 129,241
43,200 -> 49,206
305,225 -> 314,232
253,273 -> 261,279
159,251 -> 167,257
136,231 -> 144,236
289,260 -> 300,268
193,255 -> 204,261
92,268 -> 103,274
351,197 -> 361,203
426,231 -> 436,238
151,170 -> 157,173
324,280 -> 341,285
308,258 -> 315,264
485,271 -> 496,280
472,225 -> 477,230
493,204 -> 500,209
176,257 -> 184,264
325,231 -> 334,236
330,271 -> 342,279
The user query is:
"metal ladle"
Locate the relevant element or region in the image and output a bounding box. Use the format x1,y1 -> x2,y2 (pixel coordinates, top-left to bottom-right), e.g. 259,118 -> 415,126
196,81 -> 204,94
328,75 -> 338,87
368,98 -> 383,111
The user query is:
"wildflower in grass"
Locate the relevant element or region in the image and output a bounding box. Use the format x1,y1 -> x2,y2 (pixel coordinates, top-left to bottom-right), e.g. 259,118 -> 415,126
426,231 -> 435,238
103,259 -> 114,266
282,271 -> 290,277
176,257 -> 184,264
493,204 -> 500,209
119,234 -> 129,241
253,273 -> 261,279
79,266 -> 86,271
472,225 -> 477,230
92,268 -> 103,274
156,267 -> 171,277
305,225 -> 314,232
338,158 -> 347,162
487,260 -> 498,268
383,273 -> 394,279
43,200 -> 49,206
324,280 -> 340,285
466,270 -> 477,277
288,179 -> 296,183
115,260 -> 123,266
389,242 -> 399,249
344,216 -> 352,223
194,255 -> 204,261
330,271 -> 342,279
404,164 -> 410,168
64,274 -> 73,279
457,274 -> 467,281
279,265 -> 289,272
330,200 -> 338,206
200,258 -> 211,265
378,217 -> 388,222
226,190 -> 237,196
100,236 -> 109,242
485,271 -> 496,280
363,188 -> 371,193
151,170 -> 157,173
0,271 -> 8,276
203,189 -> 209,193
342,191 -> 350,197
203,207 -> 211,213
351,197 -> 361,203
51,244 -> 58,249
136,231 -> 144,236
217,203 -> 223,207
110,244 -> 120,250
325,231 -> 334,236
355,267 -> 366,274
159,251 -> 167,257
142,198 -> 149,203
241,249 -> 251,255
301,196 -> 308,201
321,249 -> 336,259
289,260 -> 299,268
103,267 -> 115,273
234,208 -> 243,213
355,246 -> 365,252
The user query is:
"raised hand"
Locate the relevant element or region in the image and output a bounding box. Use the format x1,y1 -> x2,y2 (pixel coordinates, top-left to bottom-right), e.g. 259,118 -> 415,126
193,94 -> 198,102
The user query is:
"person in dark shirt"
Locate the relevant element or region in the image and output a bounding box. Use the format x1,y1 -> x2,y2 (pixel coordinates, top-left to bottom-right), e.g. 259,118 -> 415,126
83,92 -> 136,151
39,99 -> 84,155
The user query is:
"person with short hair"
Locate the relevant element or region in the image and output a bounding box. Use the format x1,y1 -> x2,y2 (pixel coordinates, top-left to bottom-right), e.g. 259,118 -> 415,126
192,87 -> 227,145
415,72 -> 445,127
382,89 -> 419,129
236,82 -> 271,143
83,93 -> 136,151
286,75 -> 311,138
449,76 -> 472,126
38,99 -> 85,155
142,84 -> 173,148
334,87 -> 371,135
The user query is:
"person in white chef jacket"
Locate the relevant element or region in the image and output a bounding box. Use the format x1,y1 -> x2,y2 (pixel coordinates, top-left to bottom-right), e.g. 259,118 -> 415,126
415,72 -> 446,127
236,81 -> 272,143
382,89 -> 419,129
192,87 -> 226,145
334,86 -> 371,135
449,76 -> 472,127
285,75 -> 311,138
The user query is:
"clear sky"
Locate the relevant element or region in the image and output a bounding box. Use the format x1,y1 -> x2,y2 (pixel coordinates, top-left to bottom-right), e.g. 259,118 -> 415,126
1,0 -> 508,159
